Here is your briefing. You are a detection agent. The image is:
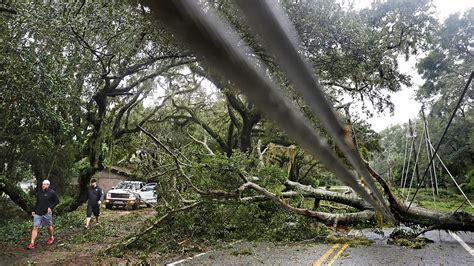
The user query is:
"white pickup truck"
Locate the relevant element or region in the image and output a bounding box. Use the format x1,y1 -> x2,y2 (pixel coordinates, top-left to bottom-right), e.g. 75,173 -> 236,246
105,181 -> 157,209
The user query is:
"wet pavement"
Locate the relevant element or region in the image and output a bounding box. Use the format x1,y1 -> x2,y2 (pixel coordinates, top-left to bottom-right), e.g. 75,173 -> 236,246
166,229 -> 474,265
338,230 -> 474,265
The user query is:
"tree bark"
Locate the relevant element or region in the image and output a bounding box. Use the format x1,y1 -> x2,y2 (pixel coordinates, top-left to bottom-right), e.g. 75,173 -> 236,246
242,177 -> 474,230
60,166 -> 98,213
239,117 -> 253,152
285,180 -> 372,211
239,182 -> 375,225
0,175 -> 33,214
367,165 -> 474,231
190,65 -> 261,153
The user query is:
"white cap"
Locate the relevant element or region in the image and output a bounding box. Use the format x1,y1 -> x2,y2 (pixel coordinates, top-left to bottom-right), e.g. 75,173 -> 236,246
42,180 -> 50,185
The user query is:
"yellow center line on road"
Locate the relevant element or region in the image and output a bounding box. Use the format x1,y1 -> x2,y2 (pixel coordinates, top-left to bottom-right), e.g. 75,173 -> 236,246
327,243 -> 350,266
312,243 -> 341,266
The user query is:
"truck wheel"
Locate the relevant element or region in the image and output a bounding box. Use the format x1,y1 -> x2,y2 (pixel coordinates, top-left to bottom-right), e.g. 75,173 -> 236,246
132,201 -> 140,210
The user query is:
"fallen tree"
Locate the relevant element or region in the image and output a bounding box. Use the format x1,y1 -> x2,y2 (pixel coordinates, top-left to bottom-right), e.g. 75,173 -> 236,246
367,166 -> 474,231
107,120 -> 474,256
237,177 -> 473,230
241,171 -> 474,230
115,2 -> 474,252
138,126 -> 474,231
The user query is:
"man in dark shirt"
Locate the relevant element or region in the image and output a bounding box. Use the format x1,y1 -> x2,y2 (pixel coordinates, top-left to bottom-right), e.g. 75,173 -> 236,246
27,179 -> 60,250
85,178 -> 103,229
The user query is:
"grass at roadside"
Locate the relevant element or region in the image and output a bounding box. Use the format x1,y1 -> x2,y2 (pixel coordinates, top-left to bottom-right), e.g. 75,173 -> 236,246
393,188 -> 474,215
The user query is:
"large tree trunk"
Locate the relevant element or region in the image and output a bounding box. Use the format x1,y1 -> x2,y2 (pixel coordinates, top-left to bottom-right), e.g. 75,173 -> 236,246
0,175 -> 33,214
282,168 -> 474,230
239,116 -> 256,152
190,65 -> 261,153
62,92 -> 107,213
367,165 -> 474,231
0,148 -> 33,214
239,182 -> 375,225
285,180 -> 372,210
56,166 -> 98,214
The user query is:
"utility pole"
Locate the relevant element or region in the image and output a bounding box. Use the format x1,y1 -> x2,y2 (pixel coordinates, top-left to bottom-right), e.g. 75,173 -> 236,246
421,105 -> 438,195
408,119 -> 421,185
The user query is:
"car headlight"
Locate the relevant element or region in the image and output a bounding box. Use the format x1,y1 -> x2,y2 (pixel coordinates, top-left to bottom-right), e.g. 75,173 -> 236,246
129,194 -> 136,200
106,193 -> 111,199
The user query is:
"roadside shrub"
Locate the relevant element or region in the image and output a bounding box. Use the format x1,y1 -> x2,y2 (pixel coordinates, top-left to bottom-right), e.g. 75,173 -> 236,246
0,218 -> 31,243
0,204 -> 85,243
463,167 -> 474,195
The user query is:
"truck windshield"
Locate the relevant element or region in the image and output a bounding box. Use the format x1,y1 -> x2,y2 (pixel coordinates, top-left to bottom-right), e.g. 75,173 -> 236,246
115,182 -> 135,189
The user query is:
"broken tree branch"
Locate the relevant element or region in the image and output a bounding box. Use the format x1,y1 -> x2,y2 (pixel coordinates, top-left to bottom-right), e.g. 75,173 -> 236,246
367,163 -> 474,231
239,182 -> 375,225
187,131 -> 215,155
285,180 -> 372,211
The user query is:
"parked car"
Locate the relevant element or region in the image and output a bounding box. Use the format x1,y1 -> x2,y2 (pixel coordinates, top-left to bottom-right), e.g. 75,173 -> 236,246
105,181 -> 156,209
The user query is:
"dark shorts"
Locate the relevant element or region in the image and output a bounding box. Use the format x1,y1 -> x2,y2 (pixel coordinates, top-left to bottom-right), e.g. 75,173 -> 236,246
86,203 -> 100,217
33,213 -> 53,227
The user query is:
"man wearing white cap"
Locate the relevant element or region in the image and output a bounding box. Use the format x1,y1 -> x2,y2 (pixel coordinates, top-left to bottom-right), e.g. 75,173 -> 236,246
27,179 -> 60,250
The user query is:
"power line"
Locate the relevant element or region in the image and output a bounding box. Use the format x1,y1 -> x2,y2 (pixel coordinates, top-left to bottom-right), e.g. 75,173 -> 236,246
402,121 -> 416,194
453,199 -> 468,214
422,108 -> 439,195
400,126 -> 410,187
407,71 -> 474,211
147,0 -> 392,218
234,0 -> 392,217
405,126 -> 425,203
427,141 -> 473,208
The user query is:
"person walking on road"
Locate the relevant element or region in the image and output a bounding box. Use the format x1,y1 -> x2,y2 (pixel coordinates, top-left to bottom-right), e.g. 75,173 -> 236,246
27,179 -> 60,250
85,178 -> 103,229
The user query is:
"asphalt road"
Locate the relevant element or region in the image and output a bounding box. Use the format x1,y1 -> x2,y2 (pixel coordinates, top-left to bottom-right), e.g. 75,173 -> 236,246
165,229 -> 474,265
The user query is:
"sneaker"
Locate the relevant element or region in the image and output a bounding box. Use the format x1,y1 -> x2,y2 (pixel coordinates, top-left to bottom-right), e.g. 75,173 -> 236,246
27,243 -> 35,250
47,237 -> 54,245
84,225 -> 89,230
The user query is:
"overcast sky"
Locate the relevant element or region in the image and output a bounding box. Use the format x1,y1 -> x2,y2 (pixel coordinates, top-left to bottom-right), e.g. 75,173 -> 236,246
352,0 -> 474,131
